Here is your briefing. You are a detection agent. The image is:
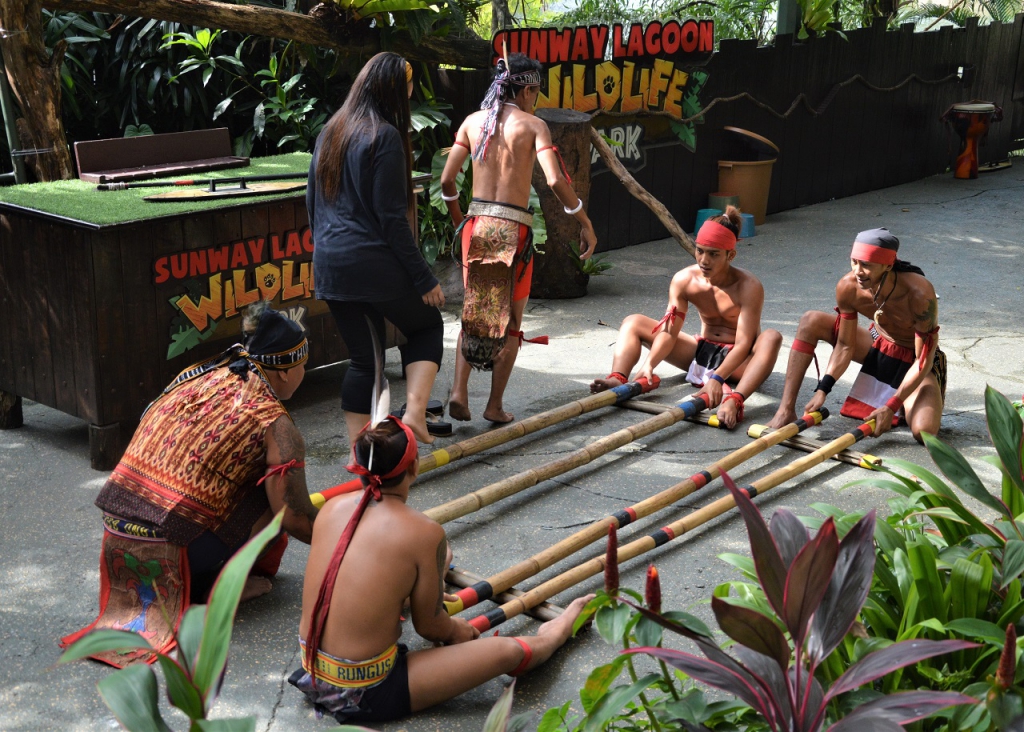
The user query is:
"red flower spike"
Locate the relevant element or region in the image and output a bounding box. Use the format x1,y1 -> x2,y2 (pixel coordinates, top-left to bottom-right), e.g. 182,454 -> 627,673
604,525 -> 619,596
997,623 -> 1017,690
645,565 -> 662,614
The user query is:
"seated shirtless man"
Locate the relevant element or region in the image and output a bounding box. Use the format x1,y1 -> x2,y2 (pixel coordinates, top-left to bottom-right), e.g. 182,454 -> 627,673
766,228 -> 944,442
440,52 -> 598,424
292,416 -> 592,725
590,207 -> 781,429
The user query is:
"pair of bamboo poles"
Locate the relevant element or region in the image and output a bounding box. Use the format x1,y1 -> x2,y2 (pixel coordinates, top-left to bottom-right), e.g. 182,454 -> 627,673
310,380 -> 878,630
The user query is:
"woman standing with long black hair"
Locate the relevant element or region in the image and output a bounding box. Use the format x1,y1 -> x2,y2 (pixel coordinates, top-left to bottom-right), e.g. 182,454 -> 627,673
308,52 -> 445,444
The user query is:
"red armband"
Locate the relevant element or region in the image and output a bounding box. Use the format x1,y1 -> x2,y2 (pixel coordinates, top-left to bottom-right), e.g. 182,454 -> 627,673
508,637 -> 533,677
915,326 -> 939,370
538,145 -> 571,184
885,396 -> 904,413
651,306 -> 681,334
258,458 -> 305,485
452,140 -> 470,150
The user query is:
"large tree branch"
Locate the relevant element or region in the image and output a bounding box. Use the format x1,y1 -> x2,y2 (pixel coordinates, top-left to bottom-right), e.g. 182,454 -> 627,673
589,128 -> 695,256
40,0 -> 492,67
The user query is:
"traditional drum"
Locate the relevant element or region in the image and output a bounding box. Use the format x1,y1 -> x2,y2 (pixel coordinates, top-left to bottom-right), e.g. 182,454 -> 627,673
941,102 -> 1003,179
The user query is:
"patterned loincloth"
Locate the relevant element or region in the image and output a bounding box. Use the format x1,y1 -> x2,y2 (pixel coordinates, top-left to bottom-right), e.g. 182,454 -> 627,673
686,336 -> 732,387
841,324 -> 947,425
60,519 -> 189,668
459,200 -> 534,370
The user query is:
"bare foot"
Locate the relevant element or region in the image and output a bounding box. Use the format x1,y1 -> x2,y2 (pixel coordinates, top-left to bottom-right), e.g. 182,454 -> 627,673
510,595 -> 596,674
589,376 -> 624,394
483,407 -> 514,424
241,575 -> 273,602
449,399 -> 471,422
766,408 -> 797,430
717,399 -> 739,430
403,414 -> 436,445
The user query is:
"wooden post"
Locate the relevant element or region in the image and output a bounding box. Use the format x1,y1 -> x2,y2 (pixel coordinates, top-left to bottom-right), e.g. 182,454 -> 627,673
530,108 -> 593,299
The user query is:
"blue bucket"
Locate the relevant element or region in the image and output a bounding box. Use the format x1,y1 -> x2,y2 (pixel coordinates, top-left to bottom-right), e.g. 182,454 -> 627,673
693,208 -> 722,234
739,213 -> 756,238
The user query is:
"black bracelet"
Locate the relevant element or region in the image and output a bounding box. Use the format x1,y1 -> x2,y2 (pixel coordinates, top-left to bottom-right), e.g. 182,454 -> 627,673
816,375 -> 836,395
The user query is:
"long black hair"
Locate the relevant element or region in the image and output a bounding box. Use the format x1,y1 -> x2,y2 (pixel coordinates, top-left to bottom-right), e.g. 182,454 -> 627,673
315,52 -> 412,207
353,419 -> 411,489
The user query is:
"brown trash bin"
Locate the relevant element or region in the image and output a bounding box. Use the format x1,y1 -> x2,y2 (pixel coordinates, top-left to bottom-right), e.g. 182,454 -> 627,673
717,127 -> 779,226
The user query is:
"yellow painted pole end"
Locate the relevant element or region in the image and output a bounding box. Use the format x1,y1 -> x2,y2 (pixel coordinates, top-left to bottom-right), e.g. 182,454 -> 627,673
747,424 -> 768,438
445,597 -> 464,615
707,415 -> 721,429
433,449 -> 450,468
860,454 -> 882,469
310,493 -> 325,509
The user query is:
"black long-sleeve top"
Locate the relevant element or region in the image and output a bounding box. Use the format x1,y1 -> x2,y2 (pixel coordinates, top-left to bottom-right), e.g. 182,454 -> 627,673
307,124 -> 438,302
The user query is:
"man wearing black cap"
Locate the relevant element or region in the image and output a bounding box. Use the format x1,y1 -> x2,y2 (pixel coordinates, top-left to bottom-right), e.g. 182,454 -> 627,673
767,228 -> 945,442
62,300 -> 319,667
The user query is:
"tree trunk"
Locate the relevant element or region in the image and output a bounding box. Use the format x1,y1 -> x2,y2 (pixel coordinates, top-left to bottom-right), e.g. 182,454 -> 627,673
41,0 -> 492,68
491,0 -> 513,36
530,108 -> 592,300
0,0 -> 75,181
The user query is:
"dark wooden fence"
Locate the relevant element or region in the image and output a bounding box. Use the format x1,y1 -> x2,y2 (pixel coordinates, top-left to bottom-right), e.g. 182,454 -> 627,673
434,16 -> 1024,249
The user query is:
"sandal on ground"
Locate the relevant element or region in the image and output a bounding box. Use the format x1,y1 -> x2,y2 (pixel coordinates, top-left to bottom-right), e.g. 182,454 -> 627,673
426,413 -> 453,436
392,400 -> 445,419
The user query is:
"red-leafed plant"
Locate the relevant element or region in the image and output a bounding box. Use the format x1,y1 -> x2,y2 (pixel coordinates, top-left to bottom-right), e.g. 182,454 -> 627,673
625,471 -> 979,732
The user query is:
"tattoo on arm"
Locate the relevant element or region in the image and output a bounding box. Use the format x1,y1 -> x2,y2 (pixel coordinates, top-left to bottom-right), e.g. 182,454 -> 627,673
915,298 -> 939,331
434,536 -> 449,616
270,418 -> 317,523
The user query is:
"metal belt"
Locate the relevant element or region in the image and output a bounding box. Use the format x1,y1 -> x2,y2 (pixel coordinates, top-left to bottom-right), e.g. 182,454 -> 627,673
466,201 -> 534,228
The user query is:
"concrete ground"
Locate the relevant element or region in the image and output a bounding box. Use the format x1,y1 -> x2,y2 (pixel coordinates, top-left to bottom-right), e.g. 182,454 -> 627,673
1,164 -> 1022,732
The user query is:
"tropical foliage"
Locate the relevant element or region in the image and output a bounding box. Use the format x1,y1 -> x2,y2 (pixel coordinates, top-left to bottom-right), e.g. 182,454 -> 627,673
545,386 -> 1024,730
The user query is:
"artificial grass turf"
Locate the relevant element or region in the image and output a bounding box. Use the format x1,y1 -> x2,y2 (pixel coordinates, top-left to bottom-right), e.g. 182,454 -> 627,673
0,153 -> 312,227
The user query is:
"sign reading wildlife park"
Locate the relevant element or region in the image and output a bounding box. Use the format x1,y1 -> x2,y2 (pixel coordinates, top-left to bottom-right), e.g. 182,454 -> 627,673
493,21 -> 712,156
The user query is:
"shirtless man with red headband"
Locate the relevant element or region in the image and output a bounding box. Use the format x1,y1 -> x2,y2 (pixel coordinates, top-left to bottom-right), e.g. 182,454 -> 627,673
766,228 -> 944,441
590,208 -> 781,429
440,52 -> 597,424
292,416 -> 592,725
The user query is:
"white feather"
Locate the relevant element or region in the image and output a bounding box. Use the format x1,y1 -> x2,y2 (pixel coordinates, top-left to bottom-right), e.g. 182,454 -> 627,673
366,315 -> 390,429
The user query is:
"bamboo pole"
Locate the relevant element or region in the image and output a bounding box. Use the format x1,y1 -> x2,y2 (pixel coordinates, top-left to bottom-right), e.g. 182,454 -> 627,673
309,380 -> 651,508
617,399 -> 726,429
444,410 -> 827,615
446,566 -> 563,621
424,394 -> 712,525
747,424 -> 882,469
469,419 -> 877,631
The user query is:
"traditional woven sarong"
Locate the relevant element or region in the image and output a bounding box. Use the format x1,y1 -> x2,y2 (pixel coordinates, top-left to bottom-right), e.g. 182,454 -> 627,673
459,200 -> 534,370
840,324 -> 947,425
686,336 -> 732,387
95,366 -> 288,548
60,518 -> 188,668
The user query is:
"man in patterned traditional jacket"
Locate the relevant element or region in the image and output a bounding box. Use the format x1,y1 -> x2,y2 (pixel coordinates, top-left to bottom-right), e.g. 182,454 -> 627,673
62,300 -> 318,666
440,52 -> 597,424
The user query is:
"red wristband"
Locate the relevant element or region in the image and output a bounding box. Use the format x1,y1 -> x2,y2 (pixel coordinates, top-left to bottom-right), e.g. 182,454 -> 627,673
885,396 -> 903,412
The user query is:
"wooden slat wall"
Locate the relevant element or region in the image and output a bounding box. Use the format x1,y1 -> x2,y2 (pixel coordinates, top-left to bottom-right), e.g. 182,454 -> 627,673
438,17 -> 1024,249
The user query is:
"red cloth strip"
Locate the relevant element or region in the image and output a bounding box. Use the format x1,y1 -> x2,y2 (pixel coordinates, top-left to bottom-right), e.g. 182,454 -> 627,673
304,484 -> 380,675
453,140 -> 470,150
607,372 -> 628,384
258,459 -> 304,486
509,329 -> 549,346
851,242 -> 897,265
537,145 -> 572,184
791,338 -> 816,355
651,306 -> 680,334
915,326 -> 939,370
722,392 -> 745,422
792,338 -> 820,379
695,220 -> 737,250
508,637 -> 533,676
837,310 -> 858,320
886,396 -> 904,412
